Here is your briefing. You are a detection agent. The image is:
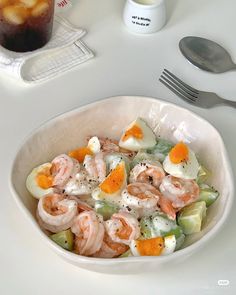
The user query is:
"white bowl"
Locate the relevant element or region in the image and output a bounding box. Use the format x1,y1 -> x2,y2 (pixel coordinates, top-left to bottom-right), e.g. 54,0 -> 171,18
10,96 -> 234,274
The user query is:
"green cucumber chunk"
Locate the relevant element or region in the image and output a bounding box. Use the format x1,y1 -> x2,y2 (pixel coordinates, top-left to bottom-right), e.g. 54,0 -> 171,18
50,229 -> 74,251
177,201 -> 207,235
196,165 -> 211,184
147,139 -> 174,162
175,233 -> 185,251
131,151 -> 158,169
198,184 -> 219,207
95,201 -> 119,220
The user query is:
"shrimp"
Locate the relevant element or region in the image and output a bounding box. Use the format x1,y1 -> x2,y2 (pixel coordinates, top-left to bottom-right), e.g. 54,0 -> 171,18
71,211 -> 104,256
123,182 -> 178,220
51,154 -> 80,187
105,212 -> 140,245
67,196 -> 94,213
122,182 -> 160,218
63,170 -> 99,195
158,194 -> 177,220
37,193 -> 78,233
96,137 -> 120,153
129,161 -> 165,188
159,175 -> 200,210
88,136 -> 136,158
93,233 -> 129,258
83,152 -> 106,182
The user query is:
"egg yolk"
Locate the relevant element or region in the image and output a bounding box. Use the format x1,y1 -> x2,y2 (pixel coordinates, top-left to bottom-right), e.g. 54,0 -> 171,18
169,141 -> 189,164
121,124 -> 143,141
100,162 -> 125,194
136,237 -> 164,256
68,147 -> 93,163
36,173 -> 53,189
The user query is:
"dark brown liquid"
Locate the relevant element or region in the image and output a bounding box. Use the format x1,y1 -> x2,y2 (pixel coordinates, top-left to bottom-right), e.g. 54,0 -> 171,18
0,0 -> 54,52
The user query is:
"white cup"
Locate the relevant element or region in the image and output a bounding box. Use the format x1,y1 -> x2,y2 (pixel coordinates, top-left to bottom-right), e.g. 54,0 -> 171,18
123,0 -> 166,34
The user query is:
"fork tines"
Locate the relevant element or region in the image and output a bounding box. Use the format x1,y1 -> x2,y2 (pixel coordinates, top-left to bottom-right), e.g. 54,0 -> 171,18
159,69 -> 199,103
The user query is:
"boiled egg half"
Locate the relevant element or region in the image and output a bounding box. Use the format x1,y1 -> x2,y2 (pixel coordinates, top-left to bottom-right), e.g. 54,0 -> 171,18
130,235 -> 176,256
68,136 -> 100,163
119,118 -> 156,151
92,161 -> 127,205
163,142 -> 199,179
26,163 -> 54,199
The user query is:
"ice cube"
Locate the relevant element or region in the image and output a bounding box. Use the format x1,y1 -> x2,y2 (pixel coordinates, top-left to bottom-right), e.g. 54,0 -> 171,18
2,5 -> 29,25
31,1 -> 49,17
19,0 -> 38,8
0,0 -> 10,9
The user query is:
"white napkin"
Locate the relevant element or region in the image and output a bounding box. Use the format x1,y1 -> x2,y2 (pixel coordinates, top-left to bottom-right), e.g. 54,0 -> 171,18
0,15 -> 94,83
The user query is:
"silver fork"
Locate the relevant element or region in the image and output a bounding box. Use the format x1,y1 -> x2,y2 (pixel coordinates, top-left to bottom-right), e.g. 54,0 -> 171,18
159,69 -> 236,108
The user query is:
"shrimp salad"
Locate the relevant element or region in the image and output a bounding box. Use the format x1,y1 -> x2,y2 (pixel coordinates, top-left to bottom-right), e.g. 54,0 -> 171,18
26,118 -> 219,258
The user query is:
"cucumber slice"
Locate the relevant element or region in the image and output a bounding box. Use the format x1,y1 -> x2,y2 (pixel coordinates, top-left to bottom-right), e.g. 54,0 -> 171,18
175,233 -> 185,250
50,229 -> 74,251
147,139 -> 174,162
196,165 -> 211,184
198,184 -> 219,207
95,201 -> 119,220
163,226 -> 183,239
177,201 -> 207,235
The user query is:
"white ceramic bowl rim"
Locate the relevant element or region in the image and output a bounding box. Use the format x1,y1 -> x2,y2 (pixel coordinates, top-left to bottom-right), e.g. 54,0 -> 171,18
9,96 -> 234,266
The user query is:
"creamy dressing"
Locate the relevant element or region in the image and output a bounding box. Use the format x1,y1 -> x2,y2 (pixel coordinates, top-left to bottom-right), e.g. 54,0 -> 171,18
64,171 -> 98,195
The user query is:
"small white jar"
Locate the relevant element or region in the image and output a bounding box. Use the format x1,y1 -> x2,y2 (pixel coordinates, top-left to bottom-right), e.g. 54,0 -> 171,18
123,0 -> 166,34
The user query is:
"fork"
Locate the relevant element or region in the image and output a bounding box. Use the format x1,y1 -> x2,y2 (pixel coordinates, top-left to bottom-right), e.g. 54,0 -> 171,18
159,69 -> 236,108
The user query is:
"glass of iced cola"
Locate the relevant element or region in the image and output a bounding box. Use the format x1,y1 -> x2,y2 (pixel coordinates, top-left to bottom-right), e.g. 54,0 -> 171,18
0,0 -> 54,52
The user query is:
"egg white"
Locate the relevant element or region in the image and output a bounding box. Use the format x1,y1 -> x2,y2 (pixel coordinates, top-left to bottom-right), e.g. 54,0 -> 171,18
87,136 -> 101,153
105,153 -> 131,174
26,163 -> 54,199
161,235 -> 176,255
91,182 -> 125,206
163,149 -> 199,179
130,240 -> 140,256
119,118 -> 156,151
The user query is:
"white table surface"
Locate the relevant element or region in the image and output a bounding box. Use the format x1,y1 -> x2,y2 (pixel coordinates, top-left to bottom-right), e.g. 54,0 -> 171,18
1,0 -> 235,294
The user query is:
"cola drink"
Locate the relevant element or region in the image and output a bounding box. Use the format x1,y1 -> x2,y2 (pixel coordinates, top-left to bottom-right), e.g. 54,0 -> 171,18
0,0 -> 54,52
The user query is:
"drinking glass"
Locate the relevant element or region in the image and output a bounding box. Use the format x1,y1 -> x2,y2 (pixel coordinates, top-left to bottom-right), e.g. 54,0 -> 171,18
0,0 -> 55,52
